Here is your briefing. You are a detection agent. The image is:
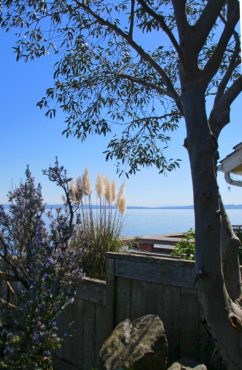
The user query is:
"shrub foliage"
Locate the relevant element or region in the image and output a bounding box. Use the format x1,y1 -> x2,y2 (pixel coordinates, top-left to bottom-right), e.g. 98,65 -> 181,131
0,161 -> 83,369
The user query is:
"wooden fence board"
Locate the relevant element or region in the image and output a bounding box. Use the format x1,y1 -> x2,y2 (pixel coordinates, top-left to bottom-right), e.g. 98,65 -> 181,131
114,253 -> 195,288
82,300 -> 96,370
179,287 -> 201,360
153,283 -> 181,363
76,278 -> 106,305
95,303 -> 108,370
115,277 -> 131,324
130,280 -> 148,319
54,356 -> 79,370
68,299 -> 84,368
105,257 -> 115,335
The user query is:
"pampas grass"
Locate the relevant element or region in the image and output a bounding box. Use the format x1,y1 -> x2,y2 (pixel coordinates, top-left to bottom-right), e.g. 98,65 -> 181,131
70,169 -> 126,279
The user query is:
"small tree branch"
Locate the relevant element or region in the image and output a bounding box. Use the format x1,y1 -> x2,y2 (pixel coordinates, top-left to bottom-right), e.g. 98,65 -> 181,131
115,72 -> 168,95
0,254 -> 29,289
127,112 -> 181,126
201,2 -> 239,89
193,0 -> 226,54
0,271 -> 18,281
0,297 -> 16,309
215,12 -> 241,101
137,0 -> 183,59
128,0 -> 135,40
219,196 -> 242,300
215,54 -> 240,102
209,76 -> 242,137
74,1 -> 183,113
171,0 -> 190,42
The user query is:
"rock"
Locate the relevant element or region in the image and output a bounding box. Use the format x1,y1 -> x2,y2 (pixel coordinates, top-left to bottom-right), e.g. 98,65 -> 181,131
167,359 -> 207,370
99,314 -> 168,370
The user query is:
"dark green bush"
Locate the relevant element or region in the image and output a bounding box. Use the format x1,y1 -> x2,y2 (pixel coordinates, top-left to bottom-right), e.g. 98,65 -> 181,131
171,229 -> 242,265
171,229 -> 195,260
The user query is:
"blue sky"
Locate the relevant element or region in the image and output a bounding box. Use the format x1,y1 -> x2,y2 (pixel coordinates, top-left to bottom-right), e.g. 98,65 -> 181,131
0,29 -> 242,207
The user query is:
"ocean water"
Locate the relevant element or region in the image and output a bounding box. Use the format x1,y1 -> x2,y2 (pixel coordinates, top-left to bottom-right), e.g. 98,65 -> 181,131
3,205 -> 242,238
122,208 -> 242,236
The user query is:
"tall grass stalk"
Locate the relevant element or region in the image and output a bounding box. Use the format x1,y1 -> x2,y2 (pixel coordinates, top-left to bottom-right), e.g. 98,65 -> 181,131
70,169 -> 126,279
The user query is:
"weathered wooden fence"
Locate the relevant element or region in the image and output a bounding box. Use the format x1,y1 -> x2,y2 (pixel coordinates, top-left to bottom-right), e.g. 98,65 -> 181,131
55,252 -> 234,370
54,278 -> 109,370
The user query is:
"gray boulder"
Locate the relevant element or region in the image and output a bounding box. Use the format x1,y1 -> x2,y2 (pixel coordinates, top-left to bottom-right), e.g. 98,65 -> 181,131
99,314 -> 168,370
167,359 -> 207,370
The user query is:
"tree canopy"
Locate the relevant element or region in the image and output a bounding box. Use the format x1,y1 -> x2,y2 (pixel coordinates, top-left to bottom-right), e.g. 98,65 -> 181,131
2,1 -> 240,176
1,1 -> 242,369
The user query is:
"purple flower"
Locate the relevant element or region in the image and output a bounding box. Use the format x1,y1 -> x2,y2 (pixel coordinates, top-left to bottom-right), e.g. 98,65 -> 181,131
46,257 -> 55,266
32,332 -> 40,343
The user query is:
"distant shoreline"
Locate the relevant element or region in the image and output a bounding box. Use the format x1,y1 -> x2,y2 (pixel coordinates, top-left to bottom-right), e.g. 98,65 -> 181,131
3,204 -> 242,210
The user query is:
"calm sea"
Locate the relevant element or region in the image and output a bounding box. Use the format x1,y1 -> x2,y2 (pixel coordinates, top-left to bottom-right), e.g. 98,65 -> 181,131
122,208 -> 242,236
3,205 -> 242,237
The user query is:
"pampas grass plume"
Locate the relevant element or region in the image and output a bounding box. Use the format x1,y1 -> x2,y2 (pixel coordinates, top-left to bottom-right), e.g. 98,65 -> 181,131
76,176 -> 83,201
83,167 -> 91,195
96,174 -> 104,197
111,180 -> 116,202
117,197 -> 126,214
104,177 -> 112,204
116,182 -> 125,203
70,179 -> 77,202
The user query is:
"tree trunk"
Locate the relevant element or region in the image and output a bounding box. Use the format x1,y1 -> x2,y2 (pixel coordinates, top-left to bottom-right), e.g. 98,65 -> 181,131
181,80 -> 242,370
220,197 -> 242,301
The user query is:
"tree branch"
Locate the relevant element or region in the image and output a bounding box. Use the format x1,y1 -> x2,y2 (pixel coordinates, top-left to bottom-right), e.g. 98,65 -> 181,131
137,0 -> 183,59
215,55 -> 240,102
127,112 -> 182,126
219,195 -> 242,301
201,1 -> 239,89
193,0 -> 226,54
0,271 -> 18,281
74,0 -> 183,113
0,297 -> 16,309
215,11 -> 241,101
0,233 -> 29,289
209,76 -> 242,137
115,72 -> 168,95
171,0 -> 190,43
128,0 -> 135,40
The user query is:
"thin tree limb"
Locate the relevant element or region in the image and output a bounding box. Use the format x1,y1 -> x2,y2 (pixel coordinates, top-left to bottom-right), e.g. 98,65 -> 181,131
171,0 -> 190,42
193,0 -> 226,54
215,11 -> 241,101
201,1 -> 239,89
209,76 -> 242,137
137,0 -> 183,59
115,73 -> 168,95
215,53 -> 240,102
0,297 -> 16,309
0,234 -> 29,289
74,0 -> 183,113
128,0 -> 135,40
0,271 -> 18,281
219,196 -> 241,301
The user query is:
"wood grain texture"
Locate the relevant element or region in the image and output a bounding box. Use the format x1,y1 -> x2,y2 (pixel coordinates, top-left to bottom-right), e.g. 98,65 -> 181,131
56,253 -> 235,369
115,277 -> 131,324
76,277 -> 106,305
114,253 -> 195,288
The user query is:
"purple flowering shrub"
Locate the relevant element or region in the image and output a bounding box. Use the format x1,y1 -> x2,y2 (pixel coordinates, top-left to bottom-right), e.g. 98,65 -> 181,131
0,160 -> 83,369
